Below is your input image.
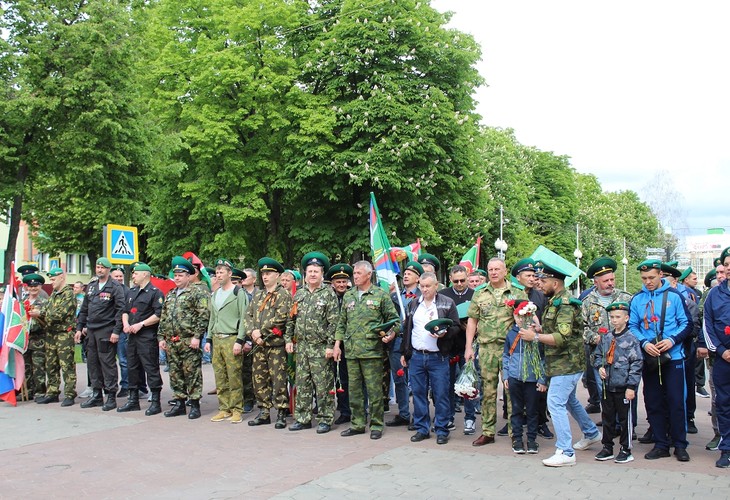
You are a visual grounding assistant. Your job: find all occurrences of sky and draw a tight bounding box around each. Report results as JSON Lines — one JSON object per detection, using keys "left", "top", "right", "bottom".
{"left": 430, "top": 0, "right": 730, "bottom": 238}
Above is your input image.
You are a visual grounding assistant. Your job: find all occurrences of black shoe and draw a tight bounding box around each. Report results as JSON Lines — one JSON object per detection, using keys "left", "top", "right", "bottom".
{"left": 527, "top": 440, "right": 539, "bottom": 454}
{"left": 407, "top": 422, "right": 416, "bottom": 431}
{"left": 36, "top": 394, "right": 59, "bottom": 404}
{"left": 674, "top": 448, "right": 690, "bottom": 462}
{"left": 117, "top": 392, "right": 141, "bottom": 412}
{"left": 687, "top": 419, "right": 698, "bottom": 434}
{"left": 164, "top": 399, "right": 187, "bottom": 417}
{"left": 696, "top": 386, "right": 710, "bottom": 398}
{"left": 289, "top": 421, "right": 312, "bottom": 431}
{"left": 334, "top": 414, "right": 351, "bottom": 425}
{"left": 537, "top": 423, "right": 554, "bottom": 439}
{"left": 615, "top": 448, "right": 634, "bottom": 463}
{"left": 275, "top": 409, "right": 287, "bottom": 429}
{"left": 638, "top": 429, "right": 655, "bottom": 444}
{"left": 146, "top": 391, "right": 161, "bottom": 416}
{"left": 81, "top": 390, "right": 104, "bottom": 408}
{"left": 243, "top": 402, "right": 254, "bottom": 413}
{"left": 644, "top": 447, "right": 670, "bottom": 460}
{"left": 512, "top": 438, "right": 525, "bottom": 454}
{"left": 411, "top": 432, "right": 430, "bottom": 442}
{"left": 497, "top": 424, "right": 509, "bottom": 436}
{"left": 370, "top": 430, "right": 382, "bottom": 440}
{"left": 716, "top": 451, "right": 730, "bottom": 468}
{"left": 340, "top": 428, "right": 366, "bottom": 437}
{"left": 117, "top": 388, "right": 129, "bottom": 398}
{"left": 436, "top": 435, "right": 449, "bottom": 445}
{"left": 60, "top": 397, "right": 75, "bottom": 407}
{"left": 316, "top": 423, "right": 331, "bottom": 434}
{"left": 385, "top": 415, "right": 410, "bottom": 427}
{"left": 188, "top": 400, "right": 201, "bottom": 419}
{"left": 168, "top": 399, "right": 177, "bottom": 406}
{"left": 595, "top": 447, "right": 615, "bottom": 461}
{"left": 248, "top": 410, "right": 271, "bottom": 426}
{"left": 102, "top": 394, "right": 117, "bottom": 411}
{"left": 584, "top": 403, "right": 601, "bottom": 414}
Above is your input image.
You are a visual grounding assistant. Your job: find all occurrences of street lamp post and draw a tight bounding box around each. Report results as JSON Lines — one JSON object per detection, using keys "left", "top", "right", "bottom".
{"left": 495, "top": 205, "right": 508, "bottom": 259}
{"left": 622, "top": 237, "right": 628, "bottom": 292}
{"left": 574, "top": 224, "right": 582, "bottom": 294}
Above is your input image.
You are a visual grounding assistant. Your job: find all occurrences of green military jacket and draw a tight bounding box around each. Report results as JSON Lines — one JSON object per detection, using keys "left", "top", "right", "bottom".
{"left": 335, "top": 284, "right": 400, "bottom": 359}
{"left": 39, "top": 285, "right": 77, "bottom": 334}
{"left": 467, "top": 280, "right": 527, "bottom": 345}
{"left": 543, "top": 288, "right": 584, "bottom": 377}
{"left": 208, "top": 285, "right": 249, "bottom": 342}
{"left": 245, "top": 284, "right": 292, "bottom": 347}
{"left": 582, "top": 288, "right": 632, "bottom": 345}
{"left": 26, "top": 295, "right": 48, "bottom": 336}
{"left": 286, "top": 284, "right": 339, "bottom": 349}
{"left": 158, "top": 285, "right": 211, "bottom": 341}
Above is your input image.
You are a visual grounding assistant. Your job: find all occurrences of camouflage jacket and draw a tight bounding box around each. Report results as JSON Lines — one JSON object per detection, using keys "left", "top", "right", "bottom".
{"left": 26, "top": 295, "right": 47, "bottom": 335}
{"left": 286, "top": 284, "right": 339, "bottom": 349}
{"left": 593, "top": 328, "right": 643, "bottom": 392}
{"left": 245, "top": 284, "right": 292, "bottom": 347}
{"left": 467, "top": 281, "right": 527, "bottom": 345}
{"left": 40, "top": 285, "right": 77, "bottom": 334}
{"left": 335, "top": 285, "right": 400, "bottom": 359}
{"left": 158, "top": 285, "right": 211, "bottom": 341}
{"left": 542, "top": 288, "right": 584, "bottom": 377}
{"left": 582, "top": 288, "right": 632, "bottom": 345}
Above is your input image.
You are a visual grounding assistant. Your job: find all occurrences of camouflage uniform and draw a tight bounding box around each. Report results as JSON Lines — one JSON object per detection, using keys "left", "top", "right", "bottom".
{"left": 542, "top": 289, "right": 585, "bottom": 376}
{"left": 245, "top": 284, "right": 292, "bottom": 414}
{"left": 467, "top": 282, "right": 527, "bottom": 436}
{"left": 335, "top": 285, "right": 400, "bottom": 432}
{"left": 24, "top": 295, "right": 48, "bottom": 397}
{"left": 286, "top": 285, "right": 339, "bottom": 425}
{"left": 39, "top": 285, "right": 78, "bottom": 399}
{"left": 158, "top": 285, "right": 210, "bottom": 401}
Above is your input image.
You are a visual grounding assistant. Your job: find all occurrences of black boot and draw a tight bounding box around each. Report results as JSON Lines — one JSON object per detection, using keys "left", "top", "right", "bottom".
{"left": 247, "top": 409, "right": 271, "bottom": 426}
{"left": 80, "top": 389, "right": 103, "bottom": 408}
{"left": 188, "top": 399, "right": 201, "bottom": 420}
{"left": 275, "top": 409, "right": 287, "bottom": 429}
{"left": 117, "top": 390, "right": 140, "bottom": 412}
{"left": 145, "top": 390, "right": 161, "bottom": 416}
{"left": 102, "top": 392, "right": 117, "bottom": 411}
{"left": 165, "top": 399, "right": 186, "bottom": 417}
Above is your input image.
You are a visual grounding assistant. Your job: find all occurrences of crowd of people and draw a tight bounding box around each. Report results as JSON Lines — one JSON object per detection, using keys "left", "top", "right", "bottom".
{"left": 14, "top": 245, "right": 730, "bottom": 468}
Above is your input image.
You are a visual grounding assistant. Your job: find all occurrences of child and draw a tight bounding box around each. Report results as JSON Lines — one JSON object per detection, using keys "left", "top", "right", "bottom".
{"left": 503, "top": 302, "right": 546, "bottom": 454}
{"left": 593, "top": 302, "right": 643, "bottom": 463}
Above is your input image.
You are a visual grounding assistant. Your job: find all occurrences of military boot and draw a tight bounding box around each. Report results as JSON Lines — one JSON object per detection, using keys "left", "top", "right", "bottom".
{"left": 188, "top": 399, "right": 201, "bottom": 420}
{"left": 102, "top": 392, "right": 117, "bottom": 411}
{"left": 275, "top": 409, "right": 287, "bottom": 429}
{"left": 80, "top": 389, "right": 103, "bottom": 408}
{"left": 165, "top": 399, "right": 186, "bottom": 417}
{"left": 117, "top": 390, "right": 140, "bottom": 412}
{"left": 247, "top": 409, "right": 271, "bottom": 426}
{"left": 145, "top": 390, "right": 162, "bottom": 416}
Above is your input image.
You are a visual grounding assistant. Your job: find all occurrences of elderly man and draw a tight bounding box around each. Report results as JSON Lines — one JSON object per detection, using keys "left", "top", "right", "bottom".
{"left": 327, "top": 263, "right": 354, "bottom": 425}
{"left": 334, "top": 261, "right": 400, "bottom": 440}
{"left": 465, "top": 257, "right": 527, "bottom": 446}
{"left": 23, "top": 273, "right": 48, "bottom": 400}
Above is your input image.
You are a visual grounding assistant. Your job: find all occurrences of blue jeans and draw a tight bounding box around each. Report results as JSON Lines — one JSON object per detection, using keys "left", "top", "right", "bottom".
{"left": 118, "top": 332, "right": 129, "bottom": 389}
{"left": 548, "top": 371, "right": 600, "bottom": 455}
{"left": 410, "top": 350, "right": 451, "bottom": 437}
{"left": 388, "top": 337, "right": 410, "bottom": 419}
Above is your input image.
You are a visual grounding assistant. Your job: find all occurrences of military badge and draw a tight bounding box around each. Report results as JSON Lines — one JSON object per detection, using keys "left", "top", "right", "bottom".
{"left": 558, "top": 323, "right": 570, "bottom": 335}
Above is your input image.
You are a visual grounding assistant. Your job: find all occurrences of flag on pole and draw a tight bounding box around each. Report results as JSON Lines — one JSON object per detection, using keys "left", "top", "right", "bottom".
{"left": 389, "top": 240, "right": 422, "bottom": 264}
{"left": 0, "top": 262, "right": 29, "bottom": 406}
{"left": 459, "top": 236, "right": 482, "bottom": 273}
{"left": 370, "top": 193, "right": 402, "bottom": 291}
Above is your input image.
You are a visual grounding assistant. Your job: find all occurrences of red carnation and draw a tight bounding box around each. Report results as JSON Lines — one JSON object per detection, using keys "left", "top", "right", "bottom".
{"left": 130, "top": 307, "right": 138, "bottom": 314}
{"left": 272, "top": 327, "right": 283, "bottom": 337}
{"left": 725, "top": 326, "right": 730, "bottom": 336}
{"left": 337, "top": 388, "right": 345, "bottom": 393}
{"left": 328, "top": 390, "right": 336, "bottom": 395}
{"left": 396, "top": 368, "right": 405, "bottom": 377}
{"left": 504, "top": 299, "right": 516, "bottom": 307}
{"left": 23, "top": 300, "right": 31, "bottom": 321}
{"left": 650, "top": 315, "right": 659, "bottom": 323}
{"left": 598, "top": 327, "right": 608, "bottom": 334}
{"left": 450, "top": 355, "right": 460, "bottom": 365}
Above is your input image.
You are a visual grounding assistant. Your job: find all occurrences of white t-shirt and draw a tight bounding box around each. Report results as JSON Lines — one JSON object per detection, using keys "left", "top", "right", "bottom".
{"left": 411, "top": 298, "right": 439, "bottom": 352}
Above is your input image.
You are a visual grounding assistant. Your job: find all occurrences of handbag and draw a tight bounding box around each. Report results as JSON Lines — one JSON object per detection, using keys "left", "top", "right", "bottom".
{"left": 643, "top": 290, "right": 672, "bottom": 372}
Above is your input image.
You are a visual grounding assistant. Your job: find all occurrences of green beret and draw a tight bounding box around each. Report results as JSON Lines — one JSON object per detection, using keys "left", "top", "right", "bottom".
{"left": 418, "top": 253, "right": 441, "bottom": 272}
{"left": 403, "top": 260, "right": 424, "bottom": 276}
{"left": 665, "top": 260, "right": 679, "bottom": 268}
{"left": 371, "top": 319, "right": 398, "bottom": 337}
{"left": 476, "top": 268, "right": 487, "bottom": 278}
{"left": 325, "top": 263, "right": 353, "bottom": 281}
{"left": 534, "top": 260, "right": 568, "bottom": 280}
{"left": 715, "top": 257, "right": 723, "bottom": 268}
{"left": 424, "top": 318, "right": 453, "bottom": 336}
{"left": 22, "top": 273, "right": 45, "bottom": 286}
{"left": 301, "top": 252, "right": 330, "bottom": 273}
{"left": 606, "top": 302, "right": 630, "bottom": 312}
{"left": 660, "top": 263, "right": 681, "bottom": 278}
{"left": 231, "top": 268, "right": 247, "bottom": 281}
{"left": 48, "top": 267, "right": 64, "bottom": 277}
{"left": 96, "top": 257, "right": 112, "bottom": 269}
{"left": 586, "top": 257, "right": 617, "bottom": 279}
{"left": 171, "top": 256, "right": 195, "bottom": 274}
{"left": 110, "top": 265, "right": 125, "bottom": 273}
{"left": 17, "top": 264, "right": 39, "bottom": 276}
{"left": 720, "top": 247, "right": 730, "bottom": 266}
{"left": 258, "top": 257, "right": 284, "bottom": 274}
{"left": 636, "top": 259, "right": 662, "bottom": 272}
{"left": 510, "top": 258, "right": 535, "bottom": 277}
{"left": 679, "top": 267, "right": 693, "bottom": 282}
{"left": 705, "top": 269, "right": 717, "bottom": 288}
{"left": 132, "top": 262, "right": 152, "bottom": 273}
{"left": 215, "top": 258, "right": 234, "bottom": 269}
{"left": 291, "top": 270, "right": 302, "bottom": 281}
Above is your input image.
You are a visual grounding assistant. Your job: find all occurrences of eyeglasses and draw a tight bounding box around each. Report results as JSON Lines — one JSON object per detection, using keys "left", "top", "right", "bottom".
{"left": 451, "top": 279, "right": 466, "bottom": 284}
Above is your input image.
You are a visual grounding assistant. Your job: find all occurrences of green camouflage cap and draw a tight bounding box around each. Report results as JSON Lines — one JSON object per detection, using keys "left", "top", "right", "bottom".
{"left": 22, "top": 273, "right": 45, "bottom": 286}
{"left": 325, "top": 263, "right": 353, "bottom": 282}
{"left": 171, "top": 256, "right": 195, "bottom": 274}
{"left": 301, "top": 252, "right": 330, "bottom": 273}
{"left": 403, "top": 260, "right": 424, "bottom": 277}
{"left": 258, "top": 257, "right": 284, "bottom": 273}
{"left": 586, "top": 257, "right": 617, "bottom": 279}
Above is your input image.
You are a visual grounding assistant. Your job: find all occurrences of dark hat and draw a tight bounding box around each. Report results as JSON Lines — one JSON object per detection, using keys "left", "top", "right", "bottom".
{"left": 665, "top": 260, "right": 679, "bottom": 268}
{"left": 606, "top": 302, "right": 630, "bottom": 312}
{"left": 534, "top": 260, "right": 568, "bottom": 281}
{"left": 22, "top": 273, "right": 45, "bottom": 286}
{"left": 679, "top": 267, "right": 693, "bottom": 282}
{"left": 705, "top": 269, "right": 717, "bottom": 288}
{"left": 586, "top": 257, "right": 617, "bottom": 279}
{"left": 231, "top": 268, "right": 247, "bottom": 281}
{"left": 48, "top": 267, "right": 64, "bottom": 277}
{"left": 720, "top": 247, "right": 730, "bottom": 266}
{"left": 476, "top": 268, "right": 487, "bottom": 278}
{"left": 203, "top": 266, "right": 216, "bottom": 275}
{"left": 171, "top": 256, "right": 195, "bottom": 274}
{"left": 17, "top": 264, "right": 39, "bottom": 276}
{"left": 215, "top": 258, "right": 234, "bottom": 270}
{"left": 715, "top": 257, "right": 723, "bottom": 268}
{"left": 325, "top": 263, "right": 353, "bottom": 281}
{"left": 424, "top": 318, "right": 453, "bottom": 337}
{"left": 371, "top": 319, "right": 398, "bottom": 337}
{"left": 301, "top": 252, "right": 330, "bottom": 273}
{"left": 110, "top": 265, "right": 125, "bottom": 273}
{"left": 660, "top": 263, "right": 681, "bottom": 278}
{"left": 510, "top": 258, "right": 535, "bottom": 277}
{"left": 418, "top": 253, "right": 441, "bottom": 272}
{"left": 258, "top": 257, "right": 284, "bottom": 273}
{"left": 637, "top": 259, "right": 662, "bottom": 272}
{"left": 403, "top": 260, "right": 424, "bottom": 277}
{"left": 96, "top": 257, "right": 112, "bottom": 269}
{"left": 133, "top": 262, "right": 152, "bottom": 273}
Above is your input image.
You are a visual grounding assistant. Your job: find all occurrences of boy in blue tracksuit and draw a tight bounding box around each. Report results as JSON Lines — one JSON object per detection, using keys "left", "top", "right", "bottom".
{"left": 629, "top": 260, "right": 692, "bottom": 462}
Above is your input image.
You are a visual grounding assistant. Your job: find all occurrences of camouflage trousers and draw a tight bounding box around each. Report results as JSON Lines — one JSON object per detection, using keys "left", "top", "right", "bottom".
{"left": 211, "top": 335, "right": 243, "bottom": 412}
{"left": 478, "top": 342, "right": 511, "bottom": 437}
{"left": 252, "top": 345, "right": 289, "bottom": 413}
{"left": 294, "top": 344, "right": 334, "bottom": 425}
{"left": 46, "top": 331, "right": 77, "bottom": 398}
{"left": 348, "top": 357, "right": 385, "bottom": 432}
{"left": 241, "top": 349, "right": 254, "bottom": 406}
{"left": 24, "top": 335, "right": 46, "bottom": 397}
{"left": 167, "top": 338, "right": 203, "bottom": 400}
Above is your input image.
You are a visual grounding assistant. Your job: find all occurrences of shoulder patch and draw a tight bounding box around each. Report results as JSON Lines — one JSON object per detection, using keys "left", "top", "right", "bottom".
{"left": 558, "top": 323, "right": 570, "bottom": 335}
{"left": 552, "top": 298, "right": 562, "bottom": 307}
{"left": 569, "top": 298, "right": 582, "bottom": 306}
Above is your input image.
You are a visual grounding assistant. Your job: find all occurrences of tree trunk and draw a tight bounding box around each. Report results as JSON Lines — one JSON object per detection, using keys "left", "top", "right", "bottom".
{"left": 3, "top": 162, "right": 29, "bottom": 284}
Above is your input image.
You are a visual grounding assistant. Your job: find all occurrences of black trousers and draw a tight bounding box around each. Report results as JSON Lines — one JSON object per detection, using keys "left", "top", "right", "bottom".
{"left": 509, "top": 377, "right": 540, "bottom": 441}
{"left": 87, "top": 328, "right": 118, "bottom": 393}
{"left": 601, "top": 389, "right": 632, "bottom": 450}
{"left": 127, "top": 330, "right": 162, "bottom": 391}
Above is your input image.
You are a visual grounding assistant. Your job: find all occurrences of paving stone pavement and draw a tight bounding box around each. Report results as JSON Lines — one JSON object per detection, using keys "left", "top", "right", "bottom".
{"left": 0, "top": 363, "right": 726, "bottom": 499}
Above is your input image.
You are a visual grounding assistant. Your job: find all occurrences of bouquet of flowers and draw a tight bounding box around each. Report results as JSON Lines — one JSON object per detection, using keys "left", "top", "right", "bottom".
{"left": 454, "top": 360, "right": 479, "bottom": 400}
{"left": 514, "top": 301, "right": 543, "bottom": 381}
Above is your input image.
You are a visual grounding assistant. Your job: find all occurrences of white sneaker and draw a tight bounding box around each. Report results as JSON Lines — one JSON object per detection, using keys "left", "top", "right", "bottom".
{"left": 542, "top": 449, "right": 576, "bottom": 467}
{"left": 573, "top": 432, "right": 602, "bottom": 450}
{"left": 464, "top": 419, "right": 476, "bottom": 435}
{"left": 79, "top": 387, "right": 93, "bottom": 398}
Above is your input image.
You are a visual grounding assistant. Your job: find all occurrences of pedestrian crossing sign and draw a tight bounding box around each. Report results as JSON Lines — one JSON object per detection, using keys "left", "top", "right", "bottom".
{"left": 104, "top": 224, "right": 139, "bottom": 265}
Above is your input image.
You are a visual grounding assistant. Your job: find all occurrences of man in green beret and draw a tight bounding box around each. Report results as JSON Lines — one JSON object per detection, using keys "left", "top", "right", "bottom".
{"left": 22, "top": 273, "right": 48, "bottom": 400}
{"left": 418, "top": 253, "right": 445, "bottom": 290}
{"left": 326, "top": 263, "right": 354, "bottom": 424}
{"left": 334, "top": 261, "right": 400, "bottom": 439}
{"left": 246, "top": 257, "right": 293, "bottom": 429}
{"left": 33, "top": 268, "right": 78, "bottom": 406}
{"left": 157, "top": 256, "right": 211, "bottom": 419}
{"left": 286, "top": 252, "right": 339, "bottom": 433}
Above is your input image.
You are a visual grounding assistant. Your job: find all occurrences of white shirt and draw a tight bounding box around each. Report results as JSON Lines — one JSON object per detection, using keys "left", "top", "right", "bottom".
{"left": 411, "top": 298, "right": 439, "bottom": 352}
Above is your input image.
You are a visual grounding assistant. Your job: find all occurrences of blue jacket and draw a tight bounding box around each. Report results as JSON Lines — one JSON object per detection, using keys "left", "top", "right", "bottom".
{"left": 628, "top": 279, "right": 691, "bottom": 360}
{"left": 502, "top": 324, "right": 546, "bottom": 385}
{"left": 703, "top": 280, "right": 730, "bottom": 358}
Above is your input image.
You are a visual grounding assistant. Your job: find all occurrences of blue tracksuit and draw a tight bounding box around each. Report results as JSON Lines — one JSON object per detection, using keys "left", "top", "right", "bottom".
{"left": 703, "top": 280, "right": 730, "bottom": 451}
